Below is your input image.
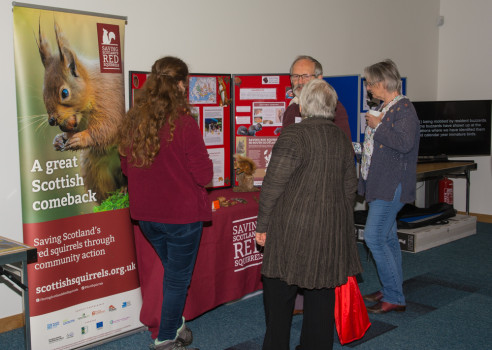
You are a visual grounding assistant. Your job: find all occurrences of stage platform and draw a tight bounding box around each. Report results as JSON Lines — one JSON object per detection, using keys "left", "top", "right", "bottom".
{"left": 355, "top": 214, "right": 477, "bottom": 253}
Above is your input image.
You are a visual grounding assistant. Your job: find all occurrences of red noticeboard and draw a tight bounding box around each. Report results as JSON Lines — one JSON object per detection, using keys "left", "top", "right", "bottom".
{"left": 232, "top": 74, "right": 292, "bottom": 185}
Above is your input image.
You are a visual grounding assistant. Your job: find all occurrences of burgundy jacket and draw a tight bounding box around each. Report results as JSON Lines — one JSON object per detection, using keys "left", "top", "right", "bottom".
{"left": 282, "top": 101, "right": 352, "bottom": 140}
{"left": 121, "top": 114, "right": 213, "bottom": 224}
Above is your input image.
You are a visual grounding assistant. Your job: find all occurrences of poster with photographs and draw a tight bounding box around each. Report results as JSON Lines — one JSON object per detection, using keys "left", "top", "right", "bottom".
{"left": 232, "top": 74, "right": 292, "bottom": 186}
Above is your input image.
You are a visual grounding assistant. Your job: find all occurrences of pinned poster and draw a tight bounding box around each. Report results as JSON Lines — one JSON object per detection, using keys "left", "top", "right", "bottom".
{"left": 232, "top": 74, "right": 292, "bottom": 186}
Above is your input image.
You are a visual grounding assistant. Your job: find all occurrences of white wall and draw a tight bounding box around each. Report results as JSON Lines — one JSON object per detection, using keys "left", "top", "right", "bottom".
{"left": 437, "top": 0, "right": 492, "bottom": 216}
{"left": 0, "top": 0, "right": 456, "bottom": 320}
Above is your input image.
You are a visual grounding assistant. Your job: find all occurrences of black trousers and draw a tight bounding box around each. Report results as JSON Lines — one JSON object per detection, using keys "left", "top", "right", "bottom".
{"left": 262, "top": 276, "right": 335, "bottom": 350}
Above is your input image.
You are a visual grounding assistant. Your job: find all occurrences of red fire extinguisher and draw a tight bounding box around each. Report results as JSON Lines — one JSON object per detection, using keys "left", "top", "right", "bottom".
{"left": 439, "top": 177, "right": 454, "bottom": 204}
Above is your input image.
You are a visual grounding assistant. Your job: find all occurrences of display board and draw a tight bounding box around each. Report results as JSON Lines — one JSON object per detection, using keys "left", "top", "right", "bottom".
{"left": 129, "top": 71, "right": 233, "bottom": 189}
{"left": 232, "top": 74, "right": 292, "bottom": 186}
{"left": 233, "top": 74, "right": 363, "bottom": 186}
{"left": 324, "top": 75, "right": 360, "bottom": 142}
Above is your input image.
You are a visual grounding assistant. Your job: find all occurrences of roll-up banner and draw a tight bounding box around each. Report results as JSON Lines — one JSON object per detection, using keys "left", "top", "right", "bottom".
{"left": 13, "top": 4, "right": 143, "bottom": 349}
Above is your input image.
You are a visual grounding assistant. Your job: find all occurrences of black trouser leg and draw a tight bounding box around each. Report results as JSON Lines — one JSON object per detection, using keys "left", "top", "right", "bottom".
{"left": 299, "top": 287, "right": 335, "bottom": 350}
{"left": 262, "top": 276, "right": 298, "bottom": 350}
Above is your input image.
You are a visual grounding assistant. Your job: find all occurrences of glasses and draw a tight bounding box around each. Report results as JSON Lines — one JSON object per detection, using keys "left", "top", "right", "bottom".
{"left": 290, "top": 74, "right": 316, "bottom": 82}
{"left": 364, "top": 80, "right": 380, "bottom": 87}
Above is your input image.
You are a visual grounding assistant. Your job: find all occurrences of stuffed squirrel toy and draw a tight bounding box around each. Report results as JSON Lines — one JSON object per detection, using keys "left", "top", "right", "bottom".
{"left": 233, "top": 154, "right": 260, "bottom": 192}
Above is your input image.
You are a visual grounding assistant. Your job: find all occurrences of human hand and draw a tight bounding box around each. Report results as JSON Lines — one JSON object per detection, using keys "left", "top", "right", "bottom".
{"left": 365, "top": 111, "right": 383, "bottom": 129}
{"left": 255, "top": 232, "right": 266, "bottom": 247}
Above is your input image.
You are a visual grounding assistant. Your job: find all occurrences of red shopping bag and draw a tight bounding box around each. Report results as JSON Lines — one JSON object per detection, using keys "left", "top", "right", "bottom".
{"left": 334, "top": 276, "right": 371, "bottom": 345}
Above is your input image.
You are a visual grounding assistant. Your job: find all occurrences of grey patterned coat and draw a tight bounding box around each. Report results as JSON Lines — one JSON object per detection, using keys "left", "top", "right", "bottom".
{"left": 256, "top": 117, "right": 362, "bottom": 289}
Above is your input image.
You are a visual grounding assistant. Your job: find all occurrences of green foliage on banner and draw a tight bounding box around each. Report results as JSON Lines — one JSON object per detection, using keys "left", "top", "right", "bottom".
{"left": 93, "top": 191, "right": 129, "bottom": 212}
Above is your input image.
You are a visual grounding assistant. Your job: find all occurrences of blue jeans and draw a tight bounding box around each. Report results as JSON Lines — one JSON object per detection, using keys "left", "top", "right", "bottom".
{"left": 364, "top": 184, "right": 405, "bottom": 305}
{"left": 139, "top": 221, "right": 203, "bottom": 341}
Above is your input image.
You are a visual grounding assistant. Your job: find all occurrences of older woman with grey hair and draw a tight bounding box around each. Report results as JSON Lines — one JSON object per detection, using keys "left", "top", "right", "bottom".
{"left": 358, "top": 59, "right": 420, "bottom": 314}
{"left": 255, "top": 79, "right": 362, "bottom": 350}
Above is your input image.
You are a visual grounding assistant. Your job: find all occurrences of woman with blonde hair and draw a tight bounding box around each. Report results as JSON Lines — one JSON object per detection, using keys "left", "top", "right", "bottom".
{"left": 119, "top": 56, "right": 212, "bottom": 350}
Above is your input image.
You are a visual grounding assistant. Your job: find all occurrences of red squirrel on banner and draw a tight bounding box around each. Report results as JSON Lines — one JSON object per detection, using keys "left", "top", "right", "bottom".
{"left": 37, "top": 22, "right": 126, "bottom": 203}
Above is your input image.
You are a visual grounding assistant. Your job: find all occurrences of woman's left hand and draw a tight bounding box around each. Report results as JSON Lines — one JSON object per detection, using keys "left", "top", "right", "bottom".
{"left": 255, "top": 232, "right": 266, "bottom": 247}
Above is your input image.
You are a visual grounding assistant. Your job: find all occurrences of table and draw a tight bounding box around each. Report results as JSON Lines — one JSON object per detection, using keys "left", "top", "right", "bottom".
{"left": 134, "top": 188, "right": 262, "bottom": 339}
{"left": 0, "top": 236, "right": 37, "bottom": 350}
{"left": 416, "top": 161, "right": 477, "bottom": 214}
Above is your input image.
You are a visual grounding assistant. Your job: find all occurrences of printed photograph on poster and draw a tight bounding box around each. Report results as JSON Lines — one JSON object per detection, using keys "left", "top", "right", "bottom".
{"left": 189, "top": 76, "right": 217, "bottom": 104}
{"left": 244, "top": 137, "right": 277, "bottom": 186}
{"left": 235, "top": 136, "right": 247, "bottom": 157}
{"left": 285, "top": 86, "right": 294, "bottom": 99}
{"left": 203, "top": 107, "right": 224, "bottom": 146}
{"left": 190, "top": 106, "right": 200, "bottom": 124}
{"left": 252, "top": 102, "right": 285, "bottom": 126}
{"left": 206, "top": 148, "right": 226, "bottom": 187}
{"left": 16, "top": 16, "right": 127, "bottom": 220}
{"left": 261, "top": 75, "right": 280, "bottom": 85}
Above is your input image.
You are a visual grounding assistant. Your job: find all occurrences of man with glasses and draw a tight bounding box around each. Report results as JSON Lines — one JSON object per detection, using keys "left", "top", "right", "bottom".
{"left": 283, "top": 55, "right": 351, "bottom": 140}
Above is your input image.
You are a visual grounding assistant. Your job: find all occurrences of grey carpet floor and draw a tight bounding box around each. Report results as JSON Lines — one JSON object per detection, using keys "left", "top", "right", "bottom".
{"left": 2, "top": 222, "right": 490, "bottom": 349}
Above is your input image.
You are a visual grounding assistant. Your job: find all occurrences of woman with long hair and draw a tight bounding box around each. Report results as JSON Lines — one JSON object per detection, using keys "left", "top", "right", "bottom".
{"left": 119, "top": 56, "right": 212, "bottom": 350}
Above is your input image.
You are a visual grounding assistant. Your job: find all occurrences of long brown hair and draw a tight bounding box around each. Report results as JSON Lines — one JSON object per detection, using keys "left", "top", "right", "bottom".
{"left": 119, "top": 56, "right": 190, "bottom": 167}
